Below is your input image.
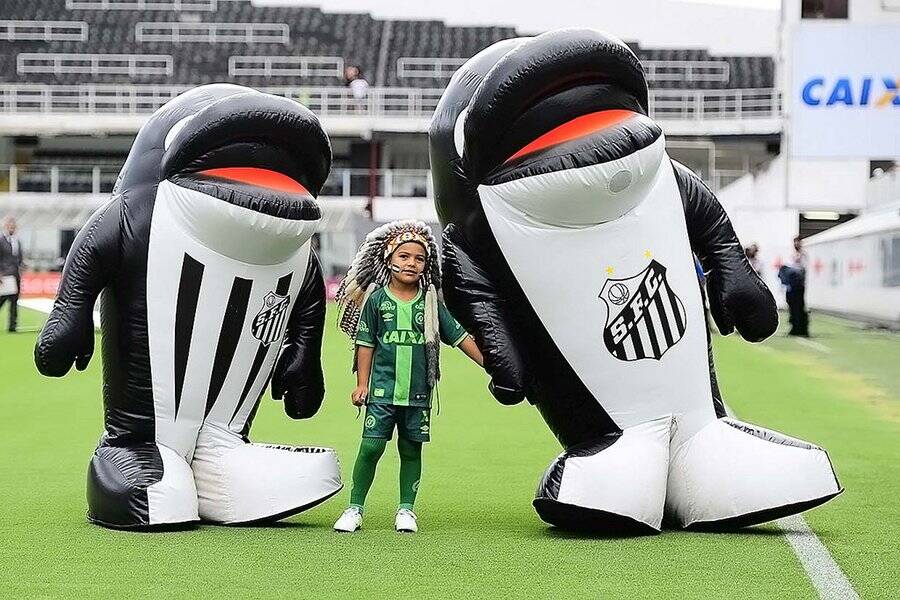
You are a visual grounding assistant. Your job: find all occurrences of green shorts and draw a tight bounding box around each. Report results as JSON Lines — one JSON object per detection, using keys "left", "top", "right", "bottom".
{"left": 362, "top": 404, "right": 431, "bottom": 443}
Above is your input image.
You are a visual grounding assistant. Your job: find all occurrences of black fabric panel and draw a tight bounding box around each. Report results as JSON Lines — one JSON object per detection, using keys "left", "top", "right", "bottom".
{"left": 161, "top": 91, "right": 331, "bottom": 195}
{"left": 440, "top": 225, "right": 528, "bottom": 405}
{"left": 170, "top": 173, "right": 321, "bottom": 221}
{"left": 205, "top": 277, "right": 253, "bottom": 418}
{"left": 535, "top": 432, "right": 622, "bottom": 501}
{"left": 699, "top": 278, "right": 728, "bottom": 418}
{"left": 272, "top": 252, "right": 327, "bottom": 419}
{"left": 429, "top": 37, "right": 528, "bottom": 227}
{"left": 464, "top": 29, "right": 648, "bottom": 181}
{"left": 487, "top": 84, "right": 646, "bottom": 177}
{"left": 673, "top": 160, "right": 778, "bottom": 343}
{"left": 173, "top": 254, "right": 204, "bottom": 418}
{"left": 686, "top": 492, "right": 843, "bottom": 531}
{"left": 532, "top": 499, "right": 659, "bottom": 536}
{"left": 86, "top": 442, "right": 165, "bottom": 529}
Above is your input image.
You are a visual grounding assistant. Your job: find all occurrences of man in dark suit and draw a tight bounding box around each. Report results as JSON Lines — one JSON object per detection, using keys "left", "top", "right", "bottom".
{"left": 0, "top": 215, "right": 23, "bottom": 333}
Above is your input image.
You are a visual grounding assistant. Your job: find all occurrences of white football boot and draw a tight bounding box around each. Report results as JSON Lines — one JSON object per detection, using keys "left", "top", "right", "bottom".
{"left": 395, "top": 508, "right": 418, "bottom": 533}
{"left": 333, "top": 506, "right": 363, "bottom": 532}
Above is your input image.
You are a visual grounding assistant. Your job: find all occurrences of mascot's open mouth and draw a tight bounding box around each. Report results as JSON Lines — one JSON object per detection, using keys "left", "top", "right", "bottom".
{"left": 161, "top": 91, "right": 331, "bottom": 221}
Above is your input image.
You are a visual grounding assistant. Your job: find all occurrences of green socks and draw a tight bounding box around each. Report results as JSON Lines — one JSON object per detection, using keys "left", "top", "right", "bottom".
{"left": 398, "top": 437, "right": 423, "bottom": 510}
{"left": 348, "top": 436, "right": 423, "bottom": 511}
{"left": 349, "top": 437, "right": 387, "bottom": 510}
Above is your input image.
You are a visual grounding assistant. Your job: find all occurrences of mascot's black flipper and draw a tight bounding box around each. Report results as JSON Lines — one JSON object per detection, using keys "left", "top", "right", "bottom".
{"left": 441, "top": 224, "right": 527, "bottom": 405}
{"left": 674, "top": 161, "right": 778, "bottom": 342}
{"left": 35, "top": 200, "right": 118, "bottom": 376}
{"left": 431, "top": 29, "right": 841, "bottom": 534}
{"left": 271, "top": 250, "right": 326, "bottom": 419}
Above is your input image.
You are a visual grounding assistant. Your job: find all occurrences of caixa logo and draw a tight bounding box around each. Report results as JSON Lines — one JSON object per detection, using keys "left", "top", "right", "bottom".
{"left": 801, "top": 76, "right": 899, "bottom": 107}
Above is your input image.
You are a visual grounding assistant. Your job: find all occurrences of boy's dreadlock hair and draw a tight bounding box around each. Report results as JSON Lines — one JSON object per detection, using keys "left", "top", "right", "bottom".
{"left": 336, "top": 219, "right": 443, "bottom": 387}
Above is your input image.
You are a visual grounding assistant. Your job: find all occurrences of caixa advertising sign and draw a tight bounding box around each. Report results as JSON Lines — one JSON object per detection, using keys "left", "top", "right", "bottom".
{"left": 791, "top": 25, "right": 900, "bottom": 158}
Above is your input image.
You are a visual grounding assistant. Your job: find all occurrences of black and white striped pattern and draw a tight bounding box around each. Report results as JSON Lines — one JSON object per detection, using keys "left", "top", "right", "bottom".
{"left": 601, "top": 260, "right": 686, "bottom": 361}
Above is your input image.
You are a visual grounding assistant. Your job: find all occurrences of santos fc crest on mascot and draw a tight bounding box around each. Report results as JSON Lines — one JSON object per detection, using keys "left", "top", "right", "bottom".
{"left": 599, "top": 260, "right": 687, "bottom": 361}
{"left": 252, "top": 291, "right": 290, "bottom": 346}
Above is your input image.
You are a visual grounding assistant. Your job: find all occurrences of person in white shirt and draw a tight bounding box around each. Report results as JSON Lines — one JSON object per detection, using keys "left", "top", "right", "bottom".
{"left": 0, "top": 215, "right": 23, "bottom": 332}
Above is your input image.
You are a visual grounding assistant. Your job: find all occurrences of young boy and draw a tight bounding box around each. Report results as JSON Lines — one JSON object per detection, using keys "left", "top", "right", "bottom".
{"left": 333, "top": 220, "right": 483, "bottom": 533}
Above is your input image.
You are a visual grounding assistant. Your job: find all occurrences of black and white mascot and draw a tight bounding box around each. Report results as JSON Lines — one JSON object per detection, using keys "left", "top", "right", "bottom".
{"left": 35, "top": 84, "right": 342, "bottom": 529}
{"left": 430, "top": 30, "right": 841, "bottom": 533}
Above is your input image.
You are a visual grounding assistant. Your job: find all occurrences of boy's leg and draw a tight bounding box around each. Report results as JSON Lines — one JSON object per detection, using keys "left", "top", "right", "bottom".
{"left": 348, "top": 404, "right": 394, "bottom": 509}
{"left": 397, "top": 437, "right": 422, "bottom": 510}
{"left": 397, "top": 407, "right": 430, "bottom": 509}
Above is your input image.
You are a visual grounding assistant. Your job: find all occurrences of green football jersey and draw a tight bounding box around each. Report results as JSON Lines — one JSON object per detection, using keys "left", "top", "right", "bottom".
{"left": 356, "top": 287, "right": 468, "bottom": 407}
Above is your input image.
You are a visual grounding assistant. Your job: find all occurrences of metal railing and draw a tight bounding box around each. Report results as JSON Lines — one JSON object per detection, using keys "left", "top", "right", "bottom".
{"left": 0, "top": 20, "right": 88, "bottom": 42}
{"left": 17, "top": 53, "right": 174, "bottom": 77}
{"left": 0, "top": 164, "right": 432, "bottom": 198}
{"left": 135, "top": 22, "right": 290, "bottom": 45}
{"left": 0, "top": 84, "right": 780, "bottom": 122}
{"left": 397, "top": 57, "right": 468, "bottom": 79}
{"left": 229, "top": 55, "right": 345, "bottom": 78}
{"left": 648, "top": 88, "right": 780, "bottom": 120}
{"left": 643, "top": 60, "right": 730, "bottom": 84}
{"left": 0, "top": 163, "right": 750, "bottom": 197}
{"left": 67, "top": 0, "right": 216, "bottom": 9}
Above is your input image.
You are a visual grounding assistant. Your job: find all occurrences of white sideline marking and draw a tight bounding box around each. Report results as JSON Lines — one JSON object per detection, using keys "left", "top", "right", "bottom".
{"left": 724, "top": 403, "right": 856, "bottom": 599}
{"left": 795, "top": 338, "right": 832, "bottom": 354}
{"left": 19, "top": 297, "right": 101, "bottom": 329}
{"left": 776, "top": 514, "right": 859, "bottom": 600}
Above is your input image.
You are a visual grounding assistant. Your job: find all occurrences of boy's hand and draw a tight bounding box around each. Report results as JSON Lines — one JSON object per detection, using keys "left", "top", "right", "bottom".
{"left": 351, "top": 385, "right": 368, "bottom": 406}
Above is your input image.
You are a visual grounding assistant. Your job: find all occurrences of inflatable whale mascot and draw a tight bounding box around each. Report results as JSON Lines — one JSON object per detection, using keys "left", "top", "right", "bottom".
{"left": 35, "top": 84, "right": 342, "bottom": 529}
{"left": 430, "top": 30, "right": 841, "bottom": 533}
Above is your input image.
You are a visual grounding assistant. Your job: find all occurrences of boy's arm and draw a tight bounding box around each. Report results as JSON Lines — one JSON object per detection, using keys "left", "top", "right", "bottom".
{"left": 352, "top": 345, "right": 374, "bottom": 406}
{"left": 271, "top": 251, "right": 326, "bottom": 419}
{"left": 457, "top": 335, "right": 484, "bottom": 367}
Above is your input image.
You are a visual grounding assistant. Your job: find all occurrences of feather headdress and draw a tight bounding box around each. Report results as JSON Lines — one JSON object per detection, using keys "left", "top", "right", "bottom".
{"left": 335, "top": 220, "right": 442, "bottom": 387}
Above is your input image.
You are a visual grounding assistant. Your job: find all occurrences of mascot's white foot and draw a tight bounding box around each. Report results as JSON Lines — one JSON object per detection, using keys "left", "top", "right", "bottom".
{"left": 666, "top": 418, "right": 842, "bottom": 529}
{"left": 87, "top": 442, "right": 199, "bottom": 529}
{"left": 191, "top": 424, "right": 342, "bottom": 524}
{"left": 533, "top": 417, "right": 671, "bottom": 534}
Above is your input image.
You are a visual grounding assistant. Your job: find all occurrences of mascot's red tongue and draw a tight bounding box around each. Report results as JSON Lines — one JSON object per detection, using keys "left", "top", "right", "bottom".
{"left": 199, "top": 167, "right": 310, "bottom": 195}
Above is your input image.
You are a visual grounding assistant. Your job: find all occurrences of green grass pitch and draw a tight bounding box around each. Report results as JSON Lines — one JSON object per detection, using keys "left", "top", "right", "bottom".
{"left": 0, "top": 306, "right": 896, "bottom": 598}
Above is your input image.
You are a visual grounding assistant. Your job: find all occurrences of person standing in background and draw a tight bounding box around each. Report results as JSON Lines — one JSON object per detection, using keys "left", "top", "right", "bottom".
{"left": 745, "top": 243, "right": 762, "bottom": 275}
{"left": 0, "top": 215, "right": 23, "bottom": 333}
{"left": 779, "top": 235, "right": 809, "bottom": 337}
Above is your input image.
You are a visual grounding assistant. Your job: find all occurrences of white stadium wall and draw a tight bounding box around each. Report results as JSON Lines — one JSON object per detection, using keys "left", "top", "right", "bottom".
{"left": 804, "top": 204, "right": 900, "bottom": 325}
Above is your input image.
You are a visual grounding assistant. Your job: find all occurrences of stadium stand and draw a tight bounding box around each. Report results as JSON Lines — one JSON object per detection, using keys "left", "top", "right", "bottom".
{"left": 0, "top": 0, "right": 774, "bottom": 89}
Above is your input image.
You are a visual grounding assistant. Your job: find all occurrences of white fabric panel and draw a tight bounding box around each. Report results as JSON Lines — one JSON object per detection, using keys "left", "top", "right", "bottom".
{"left": 557, "top": 417, "right": 671, "bottom": 531}
{"left": 486, "top": 136, "right": 665, "bottom": 227}
{"left": 666, "top": 418, "right": 841, "bottom": 528}
{"left": 147, "top": 181, "right": 315, "bottom": 459}
{"left": 191, "top": 423, "right": 342, "bottom": 524}
{"left": 146, "top": 443, "right": 199, "bottom": 526}
{"left": 205, "top": 258, "right": 309, "bottom": 433}
{"left": 159, "top": 179, "right": 318, "bottom": 265}
{"left": 480, "top": 150, "right": 714, "bottom": 442}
